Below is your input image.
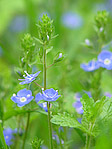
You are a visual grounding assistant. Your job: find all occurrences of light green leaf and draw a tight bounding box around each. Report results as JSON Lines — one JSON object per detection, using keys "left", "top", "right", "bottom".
{"left": 51, "top": 113, "right": 94, "bottom": 136}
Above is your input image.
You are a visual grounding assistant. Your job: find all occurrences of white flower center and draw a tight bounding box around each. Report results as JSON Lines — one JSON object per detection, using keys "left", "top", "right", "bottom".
{"left": 20, "top": 97, "right": 27, "bottom": 102}
{"left": 27, "top": 94, "right": 30, "bottom": 98}
{"left": 5, "top": 136, "right": 9, "bottom": 139}
{"left": 104, "top": 58, "right": 111, "bottom": 65}
{"left": 43, "top": 103, "right": 46, "bottom": 108}
{"left": 13, "top": 93, "right": 16, "bottom": 97}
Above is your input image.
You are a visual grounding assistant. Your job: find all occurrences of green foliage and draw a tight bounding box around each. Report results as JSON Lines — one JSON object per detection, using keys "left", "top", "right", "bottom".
{"left": 53, "top": 52, "right": 65, "bottom": 64}
{"left": 21, "top": 33, "right": 35, "bottom": 52}
{"left": 51, "top": 113, "right": 93, "bottom": 136}
{"left": 31, "top": 137, "right": 44, "bottom": 149}
{"left": 20, "top": 33, "right": 36, "bottom": 72}
{"left": 37, "top": 14, "right": 54, "bottom": 45}
{"left": 95, "top": 10, "right": 109, "bottom": 29}
{"left": 80, "top": 94, "right": 94, "bottom": 122}
{"left": 94, "top": 10, "right": 109, "bottom": 42}
{"left": 0, "top": 124, "right": 7, "bottom": 149}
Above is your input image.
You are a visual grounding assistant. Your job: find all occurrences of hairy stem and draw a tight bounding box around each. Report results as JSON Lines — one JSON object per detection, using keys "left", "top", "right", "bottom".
{"left": 22, "top": 112, "right": 30, "bottom": 149}
{"left": 33, "top": 81, "right": 43, "bottom": 88}
{"left": 43, "top": 45, "right": 53, "bottom": 149}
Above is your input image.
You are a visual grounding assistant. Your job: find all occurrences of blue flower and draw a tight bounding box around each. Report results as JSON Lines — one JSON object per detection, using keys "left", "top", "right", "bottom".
{"left": 10, "top": 16, "right": 28, "bottom": 32}
{"left": 19, "top": 71, "right": 41, "bottom": 85}
{"left": 77, "top": 118, "right": 82, "bottom": 124}
{"left": 35, "top": 93, "right": 48, "bottom": 112}
{"left": 83, "top": 91, "right": 92, "bottom": 98}
{"left": 36, "top": 88, "right": 61, "bottom": 102}
{"left": 81, "top": 60, "right": 100, "bottom": 71}
{"left": 104, "top": 92, "right": 112, "bottom": 98}
{"left": 61, "top": 12, "right": 83, "bottom": 29}
{"left": 73, "top": 99, "right": 83, "bottom": 114}
{"left": 11, "top": 88, "right": 34, "bottom": 107}
{"left": 3, "top": 128, "right": 16, "bottom": 146}
{"left": 98, "top": 50, "right": 112, "bottom": 70}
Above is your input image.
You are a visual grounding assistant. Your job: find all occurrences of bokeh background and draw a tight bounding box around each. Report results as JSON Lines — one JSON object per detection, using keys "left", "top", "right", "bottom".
{"left": 1, "top": 0, "right": 112, "bottom": 148}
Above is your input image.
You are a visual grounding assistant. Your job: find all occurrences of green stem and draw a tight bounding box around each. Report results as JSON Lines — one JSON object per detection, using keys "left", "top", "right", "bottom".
{"left": 22, "top": 112, "right": 30, "bottom": 149}
{"left": 85, "top": 123, "right": 92, "bottom": 149}
{"left": 43, "top": 45, "right": 53, "bottom": 149}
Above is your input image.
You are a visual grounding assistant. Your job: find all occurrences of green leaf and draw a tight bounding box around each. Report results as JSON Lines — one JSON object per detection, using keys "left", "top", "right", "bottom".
{"left": 0, "top": 123, "right": 7, "bottom": 149}
{"left": 33, "top": 37, "right": 43, "bottom": 45}
{"left": 53, "top": 52, "right": 65, "bottom": 64}
{"left": 4, "top": 109, "right": 48, "bottom": 121}
{"left": 51, "top": 113, "right": 94, "bottom": 136}
{"left": 46, "top": 46, "right": 53, "bottom": 54}
{"left": 80, "top": 94, "right": 94, "bottom": 121}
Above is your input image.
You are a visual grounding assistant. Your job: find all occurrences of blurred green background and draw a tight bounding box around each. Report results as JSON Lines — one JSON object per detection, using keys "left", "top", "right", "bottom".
{"left": 1, "top": 0, "right": 112, "bottom": 148}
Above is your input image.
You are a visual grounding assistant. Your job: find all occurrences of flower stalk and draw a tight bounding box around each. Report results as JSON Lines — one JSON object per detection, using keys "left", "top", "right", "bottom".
{"left": 22, "top": 112, "right": 30, "bottom": 149}
{"left": 43, "top": 45, "right": 53, "bottom": 149}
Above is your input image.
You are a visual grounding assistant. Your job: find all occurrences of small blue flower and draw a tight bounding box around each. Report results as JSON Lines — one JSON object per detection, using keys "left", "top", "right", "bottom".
{"left": 77, "top": 118, "right": 82, "bottom": 124}
{"left": 11, "top": 88, "right": 34, "bottom": 107}
{"left": 81, "top": 60, "right": 100, "bottom": 71}
{"left": 98, "top": 50, "right": 112, "bottom": 70}
{"left": 104, "top": 92, "right": 112, "bottom": 98}
{"left": 19, "top": 71, "right": 41, "bottom": 85}
{"left": 3, "top": 128, "right": 16, "bottom": 146}
{"left": 61, "top": 12, "right": 83, "bottom": 29}
{"left": 73, "top": 100, "right": 84, "bottom": 114}
{"left": 35, "top": 93, "right": 48, "bottom": 112}
{"left": 36, "top": 88, "right": 61, "bottom": 102}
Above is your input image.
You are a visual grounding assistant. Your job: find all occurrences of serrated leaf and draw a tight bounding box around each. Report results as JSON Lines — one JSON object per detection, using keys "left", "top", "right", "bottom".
{"left": 80, "top": 94, "right": 94, "bottom": 121}
{"left": 51, "top": 113, "right": 94, "bottom": 136}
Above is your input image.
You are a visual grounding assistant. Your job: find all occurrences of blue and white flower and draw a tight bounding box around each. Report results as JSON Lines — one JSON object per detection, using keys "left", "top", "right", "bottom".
{"left": 3, "top": 128, "right": 16, "bottom": 146}
{"left": 19, "top": 71, "right": 41, "bottom": 85}
{"left": 81, "top": 60, "right": 100, "bottom": 71}
{"left": 35, "top": 93, "right": 48, "bottom": 112}
{"left": 11, "top": 88, "right": 34, "bottom": 107}
{"left": 98, "top": 50, "right": 112, "bottom": 70}
{"left": 35, "top": 88, "right": 61, "bottom": 102}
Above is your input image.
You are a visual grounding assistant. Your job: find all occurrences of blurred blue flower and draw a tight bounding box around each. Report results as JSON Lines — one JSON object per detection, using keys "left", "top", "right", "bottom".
{"left": 11, "top": 88, "right": 34, "bottom": 107}
{"left": 83, "top": 90, "right": 92, "bottom": 98}
{"left": 98, "top": 50, "right": 112, "bottom": 70}
{"left": 52, "top": 132, "right": 64, "bottom": 145}
{"left": 77, "top": 118, "right": 82, "bottom": 124}
{"left": 10, "top": 16, "right": 28, "bottom": 32}
{"left": 104, "top": 92, "right": 112, "bottom": 98}
{"left": 3, "top": 128, "right": 16, "bottom": 146}
{"left": 74, "top": 93, "right": 82, "bottom": 101}
{"left": 61, "top": 12, "right": 83, "bottom": 29}
{"left": 36, "top": 88, "right": 61, "bottom": 102}
{"left": 73, "top": 99, "right": 83, "bottom": 114}
{"left": 35, "top": 93, "right": 48, "bottom": 112}
{"left": 19, "top": 71, "right": 41, "bottom": 85}
{"left": 81, "top": 60, "right": 100, "bottom": 71}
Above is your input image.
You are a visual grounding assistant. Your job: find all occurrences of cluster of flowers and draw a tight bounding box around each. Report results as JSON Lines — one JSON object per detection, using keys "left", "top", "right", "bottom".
{"left": 11, "top": 71, "right": 61, "bottom": 110}
{"left": 4, "top": 71, "right": 61, "bottom": 146}
{"left": 81, "top": 50, "right": 112, "bottom": 71}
